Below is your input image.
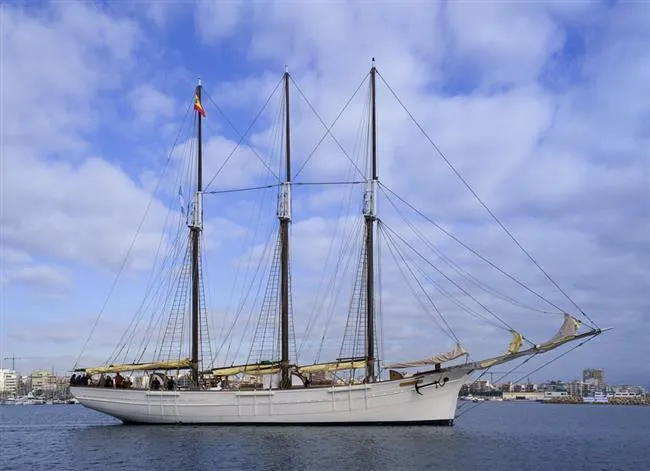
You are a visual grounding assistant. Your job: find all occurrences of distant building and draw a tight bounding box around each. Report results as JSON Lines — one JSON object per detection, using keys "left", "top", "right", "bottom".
{"left": 583, "top": 369, "right": 605, "bottom": 391}
{"left": 544, "top": 390, "right": 569, "bottom": 399}
{"left": 608, "top": 385, "right": 646, "bottom": 398}
{"left": 539, "top": 381, "right": 567, "bottom": 393}
{"left": 19, "top": 375, "right": 31, "bottom": 395}
{"left": 468, "top": 380, "right": 493, "bottom": 394}
{"left": 566, "top": 380, "right": 588, "bottom": 397}
{"left": 0, "top": 369, "right": 17, "bottom": 394}
{"left": 31, "top": 370, "right": 57, "bottom": 392}
{"left": 503, "top": 391, "right": 543, "bottom": 401}
{"left": 510, "top": 382, "right": 537, "bottom": 393}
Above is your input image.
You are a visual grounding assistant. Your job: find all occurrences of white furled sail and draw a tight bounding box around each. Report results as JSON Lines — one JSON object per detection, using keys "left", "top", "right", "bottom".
{"left": 211, "top": 363, "right": 281, "bottom": 377}
{"left": 537, "top": 313, "right": 582, "bottom": 351}
{"left": 77, "top": 359, "right": 191, "bottom": 375}
{"left": 297, "top": 359, "right": 367, "bottom": 374}
{"left": 473, "top": 314, "right": 595, "bottom": 370}
{"left": 384, "top": 343, "right": 468, "bottom": 369}
{"left": 507, "top": 330, "right": 524, "bottom": 354}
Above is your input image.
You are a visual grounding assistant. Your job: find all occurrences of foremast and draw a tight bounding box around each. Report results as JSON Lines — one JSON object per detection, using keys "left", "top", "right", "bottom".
{"left": 363, "top": 59, "right": 378, "bottom": 382}
{"left": 190, "top": 79, "right": 205, "bottom": 388}
{"left": 278, "top": 66, "right": 292, "bottom": 389}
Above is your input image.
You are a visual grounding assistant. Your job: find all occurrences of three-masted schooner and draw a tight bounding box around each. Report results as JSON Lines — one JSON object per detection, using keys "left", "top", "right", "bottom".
{"left": 71, "top": 61, "right": 602, "bottom": 425}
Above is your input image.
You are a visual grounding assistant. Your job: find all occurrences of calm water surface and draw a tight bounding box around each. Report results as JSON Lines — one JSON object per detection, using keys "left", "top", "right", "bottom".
{"left": 0, "top": 402, "right": 648, "bottom": 470}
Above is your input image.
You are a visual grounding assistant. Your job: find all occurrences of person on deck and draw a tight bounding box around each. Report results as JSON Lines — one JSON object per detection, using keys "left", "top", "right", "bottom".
{"left": 166, "top": 377, "right": 175, "bottom": 391}
{"left": 98, "top": 374, "right": 106, "bottom": 387}
{"left": 151, "top": 376, "right": 161, "bottom": 390}
{"left": 115, "top": 372, "right": 124, "bottom": 388}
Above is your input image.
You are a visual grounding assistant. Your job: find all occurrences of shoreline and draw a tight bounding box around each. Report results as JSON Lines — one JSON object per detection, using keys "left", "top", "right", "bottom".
{"left": 542, "top": 397, "right": 649, "bottom": 406}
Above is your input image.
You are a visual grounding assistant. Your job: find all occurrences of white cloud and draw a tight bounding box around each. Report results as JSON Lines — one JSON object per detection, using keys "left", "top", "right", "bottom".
{"left": 0, "top": 2, "right": 176, "bottom": 274}
{"left": 442, "top": 3, "right": 564, "bottom": 87}
{"left": 0, "top": 248, "right": 33, "bottom": 264}
{"left": 195, "top": 1, "right": 244, "bottom": 43}
{"left": 191, "top": 1, "right": 650, "bottom": 383}
{"left": 2, "top": 1, "right": 648, "bottom": 385}
{"left": 2, "top": 152, "right": 171, "bottom": 270}
{"left": 1, "top": 2, "right": 140, "bottom": 153}
{"left": 129, "top": 84, "right": 176, "bottom": 125}
{"left": 4, "top": 264, "right": 71, "bottom": 291}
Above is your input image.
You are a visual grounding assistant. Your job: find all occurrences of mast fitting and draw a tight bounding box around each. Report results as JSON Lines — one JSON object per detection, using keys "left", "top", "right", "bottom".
{"left": 363, "top": 180, "right": 377, "bottom": 219}
{"left": 189, "top": 191, "right": 203, "bottom": 229}
{"left": 277, "top": 182, "right": 292, "bottom": 221}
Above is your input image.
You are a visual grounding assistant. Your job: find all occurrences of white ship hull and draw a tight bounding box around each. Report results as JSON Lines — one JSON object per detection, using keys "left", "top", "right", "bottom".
{"left": 71, "top": 369, "right": 469, "bottom": 425}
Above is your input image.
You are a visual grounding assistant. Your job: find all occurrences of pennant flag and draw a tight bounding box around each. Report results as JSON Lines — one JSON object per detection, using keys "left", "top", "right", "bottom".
{"left": 194, "top": 91, "right": 206, "bottom": 117}
{"left": 178, "top": 185, "right": 187, "bottom": 216}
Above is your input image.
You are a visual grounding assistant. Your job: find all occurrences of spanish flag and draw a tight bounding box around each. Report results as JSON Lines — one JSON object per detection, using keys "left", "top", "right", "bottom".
{"left": 194, "top": 91, "right": 206, "bottom": 117}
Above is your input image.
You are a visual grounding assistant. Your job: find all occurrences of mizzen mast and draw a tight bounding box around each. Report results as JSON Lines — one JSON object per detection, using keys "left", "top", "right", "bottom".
{"left": 190, "top": 79, "right": 206, "bottom": 387}
{"left": 278, "top": 66, "right": 292, "bottom": 389}
{"left": 364, "top": 59, "right": 378, "bottom": 382}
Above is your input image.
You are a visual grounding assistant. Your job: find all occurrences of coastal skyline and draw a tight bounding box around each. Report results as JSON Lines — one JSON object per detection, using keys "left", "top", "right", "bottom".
{"left": 1, "top": 1, "right": 649, "bottom": 386}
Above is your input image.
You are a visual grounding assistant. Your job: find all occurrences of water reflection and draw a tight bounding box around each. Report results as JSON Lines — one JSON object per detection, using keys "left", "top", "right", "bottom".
{"left": 2, "top": 404, "right": 649, "bottom": 471}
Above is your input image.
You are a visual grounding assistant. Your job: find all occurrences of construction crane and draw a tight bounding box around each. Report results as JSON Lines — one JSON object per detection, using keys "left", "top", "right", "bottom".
{"left": 2, "top": 355, "right": 44, "bottom": 371}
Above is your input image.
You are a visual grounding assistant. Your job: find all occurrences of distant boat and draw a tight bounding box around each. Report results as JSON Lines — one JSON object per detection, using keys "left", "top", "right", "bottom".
{"left": 71, "top": 60, "right": 603, "bottom": 425}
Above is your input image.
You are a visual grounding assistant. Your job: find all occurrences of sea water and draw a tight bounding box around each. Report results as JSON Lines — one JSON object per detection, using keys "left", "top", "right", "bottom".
{"left": 0, "top": 401, "right": 648, "bottom": 470}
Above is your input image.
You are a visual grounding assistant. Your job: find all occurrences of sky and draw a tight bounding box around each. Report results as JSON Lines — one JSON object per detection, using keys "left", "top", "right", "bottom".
{"left": 1, "top": 0, "right": 648, "bottom": 387}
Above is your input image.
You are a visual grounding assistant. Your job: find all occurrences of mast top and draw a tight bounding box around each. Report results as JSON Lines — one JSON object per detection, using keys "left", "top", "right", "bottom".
{"left": 284, "top": 64, "right": 289, "bottom": 74}
{"left": 372, "top": 57, "right": 375, "bottom": 66}
{"left": 197, "top": 78, "right": 202, "bottom": 87}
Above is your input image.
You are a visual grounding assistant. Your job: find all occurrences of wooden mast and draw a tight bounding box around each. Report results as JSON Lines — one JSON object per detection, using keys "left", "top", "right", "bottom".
{"left": 190, "top": 79, "right": 203, "bottom": 388}
{"left": 279, "top": 66, "right": 292, "bottom": 389}
{"left": 365, "top": 59, "right": 378, "bottom": 382}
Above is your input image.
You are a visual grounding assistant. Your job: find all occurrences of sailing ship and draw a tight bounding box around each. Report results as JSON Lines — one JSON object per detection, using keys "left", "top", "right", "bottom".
{"left": 70, "top": 61, "right": 603, "bottom": 425}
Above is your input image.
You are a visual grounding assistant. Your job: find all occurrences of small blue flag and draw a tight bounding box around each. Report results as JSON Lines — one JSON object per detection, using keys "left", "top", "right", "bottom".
{"left": 178, "top": 185, "right": 186, "bottom": 216}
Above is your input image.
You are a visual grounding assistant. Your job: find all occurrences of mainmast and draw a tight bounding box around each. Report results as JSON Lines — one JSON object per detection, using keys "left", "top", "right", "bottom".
{"left": 278, "top": 66, "right": 292, "bottom": 389}
{"left": 364, "top": 59, "right": 378, "bottom": 382}
{"left": 190, "top": 79, "right": 205, "bottom": 388}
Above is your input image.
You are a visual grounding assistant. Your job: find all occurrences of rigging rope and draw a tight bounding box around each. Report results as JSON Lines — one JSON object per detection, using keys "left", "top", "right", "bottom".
{"left": 381, "top": 221, "right": 525, "bottom": 337}
{"left": 74, "top": 96, "right": 195, "bottom": 369}
{"left": 381, "top": 185, "right": 556, "bottom": 316}
{"left": 376, "top": 71, "right": 598, "bottom": 330}
{"left": 203, "top": 79, "right": 283, "bottom": 190}
{"left": 204, "top": 90, "right": 280, "bottom": 182}
{"left": 293, "top": 181, "right": 366, "bottom": 186}
{"left": 378, "top": 222, "right": 461, "bottom": 343}
{"left": 456, "top": 333, "right": 601, "bottom": 419}
{"left": 380, "top": 183, "right": 573, "bottom": 318}
{"left": 127, "top": 122, "right": 198, "bottom": 365}
{"left": 290, "top": 74, "right": 369, "bottom": 180}
{"left": 379, "top": 220, "right": 505, "bottom": 333}
{"left": 205, "top": 184, "right": 280, "bottom": 195}
{"left": 298, "top": 100, "right": 371, "bottom": 361}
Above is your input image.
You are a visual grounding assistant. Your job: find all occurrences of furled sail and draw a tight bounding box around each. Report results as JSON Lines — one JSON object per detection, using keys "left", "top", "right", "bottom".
{"left": 474, "top": 314, "right": 592, "bottom": 370}
{"left": 76, "top": 358, "right": 192, "bottom": 375}
{"left": 211, "top": 363, "right": 280, "bottom": 377}
{"left": 507, "top": 330, "right": 524, "bottom": 354}
{"left": 297, "top": 359, "right": 367, "bottom": 374}
{"left": 384, "top": 343, "right": 468, "bottom": 369}
{"left": 537, "top": 313, "right": 581, "bottom": 351}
